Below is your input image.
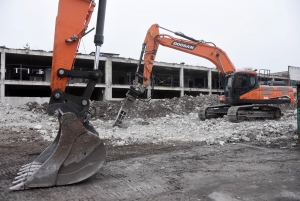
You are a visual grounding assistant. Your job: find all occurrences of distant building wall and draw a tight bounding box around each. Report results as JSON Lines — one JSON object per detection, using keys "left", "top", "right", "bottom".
{"left": 0, "top": 47, "right": 291, "bottom": 106}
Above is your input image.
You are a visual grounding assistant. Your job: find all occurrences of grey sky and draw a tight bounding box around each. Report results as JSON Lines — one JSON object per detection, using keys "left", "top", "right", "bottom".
{"left": 0, "top": 0, "right": 299, "bottom": 72}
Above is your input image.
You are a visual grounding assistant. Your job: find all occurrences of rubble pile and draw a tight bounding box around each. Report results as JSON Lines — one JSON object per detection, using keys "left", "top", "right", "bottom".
{"left": 20, "top": 102, "right": 48, "bottom": 113}
{"left": 92, "top": 109, "right": 297, "bottom": 147}
{"left": 0, "top": 95, "right": 297, "bottom": 148}
{"left": 91, "top": 94, "right": 222, "bottom": 120}
{"left": 128, "top": 94, "right": 221, "bottom": 119}
{"left": 91, "top": 100, "right": 123, "bottom": 120}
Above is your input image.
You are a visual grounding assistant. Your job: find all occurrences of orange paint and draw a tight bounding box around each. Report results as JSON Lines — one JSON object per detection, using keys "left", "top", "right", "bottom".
{"left": 51, "top": 0, "right": 95, "bottom": 92}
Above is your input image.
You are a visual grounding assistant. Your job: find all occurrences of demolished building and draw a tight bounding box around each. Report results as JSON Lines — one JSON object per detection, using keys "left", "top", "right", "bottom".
{"left": 0, "top": 46, "right": 290, "bottom": 106}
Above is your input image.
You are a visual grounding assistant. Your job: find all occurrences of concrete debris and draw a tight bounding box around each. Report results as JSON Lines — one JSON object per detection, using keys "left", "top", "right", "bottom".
{"left": 206, "top": 138, "right": 215, "bottom": 145}
{"left": 34, "top": 125, "right": 43, "bottom": 130}
{"left": 0, "top": 95, "right": 298, "bottom": 147}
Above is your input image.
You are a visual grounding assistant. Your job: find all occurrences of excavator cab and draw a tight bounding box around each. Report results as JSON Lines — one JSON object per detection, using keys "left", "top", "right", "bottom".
{"left": 224, "top": 71, "right": 259, "bottom": 105}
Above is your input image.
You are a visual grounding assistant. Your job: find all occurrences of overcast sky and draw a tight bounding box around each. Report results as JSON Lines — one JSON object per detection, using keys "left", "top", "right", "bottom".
{"left": 0, "top": 0, "right": 299, "bottom": 72}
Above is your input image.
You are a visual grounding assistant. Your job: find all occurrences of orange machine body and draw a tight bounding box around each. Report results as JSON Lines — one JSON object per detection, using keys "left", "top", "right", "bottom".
{"left": 240, "top": 85, "right": 294, "bottom": 103}
{"left": 51, "top": 0, "right": 95, "bottom": 92}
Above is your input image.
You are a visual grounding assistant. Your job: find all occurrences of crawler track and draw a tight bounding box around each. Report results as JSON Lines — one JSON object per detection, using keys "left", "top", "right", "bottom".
{"left": 199, "top": 104, "right": 281, "bottom": 122}
{"left": 227, "top": 105, "right": 281, "bottom": 122}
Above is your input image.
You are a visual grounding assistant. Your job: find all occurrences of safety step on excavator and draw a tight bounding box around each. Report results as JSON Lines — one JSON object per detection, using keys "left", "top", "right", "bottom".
{"left": 114, "top": 24, "right": 294, "bottom": 126}
{"left": 10, "top": 0, "right": 107, "bottom": 190}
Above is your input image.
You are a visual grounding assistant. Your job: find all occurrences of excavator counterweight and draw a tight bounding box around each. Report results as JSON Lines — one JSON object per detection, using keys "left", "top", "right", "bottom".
{"left": 11, "top": 0, "right": 107, "bottom": 190}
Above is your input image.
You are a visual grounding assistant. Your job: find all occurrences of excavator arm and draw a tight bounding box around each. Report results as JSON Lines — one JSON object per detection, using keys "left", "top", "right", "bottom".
{"left": 51, "top": 0, "right": 95, "bottom": 92}
{"left": 10, "top": 0, "right": 107, "bottom": 190}
{"left": 114, "top": 24, "right": 235, "bottom": 126}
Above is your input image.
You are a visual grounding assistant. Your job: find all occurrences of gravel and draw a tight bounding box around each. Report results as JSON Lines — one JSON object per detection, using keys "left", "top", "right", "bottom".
{"left": 0, "top": 95, "right": 298, "bottom": 147}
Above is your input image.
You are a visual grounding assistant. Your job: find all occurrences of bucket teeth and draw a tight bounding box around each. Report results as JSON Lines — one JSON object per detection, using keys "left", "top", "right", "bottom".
{"left": 19, "top": 164, "right": 41, "bottom": 172}
{"left": 17, "top": 165, "right": 41, "bottom": 175}
{"left": 21, "top": 162, "right": 41, "bottom": 168}
{"left": 16, "top": 168, "right": 37, "bottom": 177}
{"left": 13, "top": 172, "right": 34, "bottom": 183}
{"left": 9, "top": 182, "right": 25, "bottom": 191}
{"left": 10, "top": 163, "right": 42, "bottom": 190}
{"left": 12, "top": 178, "right": 25, "bottom": 185}
{"left": 14, "top": 171, "right": 34, "bottom": 180}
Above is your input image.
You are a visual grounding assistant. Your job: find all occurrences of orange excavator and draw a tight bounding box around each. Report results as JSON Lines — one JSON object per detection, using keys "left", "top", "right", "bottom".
{"left": 114, "top": 24, "right": 294, "bottom": 126}
{"left": 10, "top": 0, "right": 107, "bottom": 190}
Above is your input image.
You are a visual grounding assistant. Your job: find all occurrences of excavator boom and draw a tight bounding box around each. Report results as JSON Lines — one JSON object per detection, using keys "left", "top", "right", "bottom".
{"left": 11, "top": 0, "right": 107, "bottom": 190}
{"left": 141, "top": 24, "right": 236, "bottom": 87}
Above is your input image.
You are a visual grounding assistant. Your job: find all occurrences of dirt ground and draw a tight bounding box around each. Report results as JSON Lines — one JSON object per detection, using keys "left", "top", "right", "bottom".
{"left": 0, "top": 97, "right": 299, "bottom": 200}
{"left": 0, "top": 131, "right": 299, "bottom": 201}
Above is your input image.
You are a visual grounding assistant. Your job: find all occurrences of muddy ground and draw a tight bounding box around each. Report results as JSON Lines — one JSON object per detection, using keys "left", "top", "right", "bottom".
{"left": 0, "top": 133, "right": 299, "bottom": 201}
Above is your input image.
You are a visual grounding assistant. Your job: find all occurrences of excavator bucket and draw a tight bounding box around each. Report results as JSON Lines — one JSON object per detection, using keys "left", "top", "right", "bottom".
{"left": 10, "top": 112, "right": 106, "bottom": 190}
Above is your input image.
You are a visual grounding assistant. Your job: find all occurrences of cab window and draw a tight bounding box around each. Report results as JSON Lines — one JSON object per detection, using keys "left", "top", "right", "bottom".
{"left": 235, "top": 74, "right": 247, "bottom": 87}
{"left": 249, "top": 74, "right": 256, "bottom": 89}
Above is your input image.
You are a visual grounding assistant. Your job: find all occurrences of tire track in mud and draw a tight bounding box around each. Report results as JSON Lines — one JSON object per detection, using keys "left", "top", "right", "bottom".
{"left": 64, "top": 165, "right": 181, "bottom": 201}
{"left": 0, "top": 141, "right": 197, "bottom": 201}
{"left": 58, "top": 143, "right": 226, "bottom": 200}
{"left": 0, "top": 164, "right": 18, "bottom": 179}
{"left": 104, "top": 141, "right": 204, "bottom": 162}
{"left": 0, "top": 144, "right": 43, "bottom": 180}
{"left": 1, "top": 142, "right": 299, "bottom": 201}
{"left": 0, "top": 155, "right": 22, "bottom": 180}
